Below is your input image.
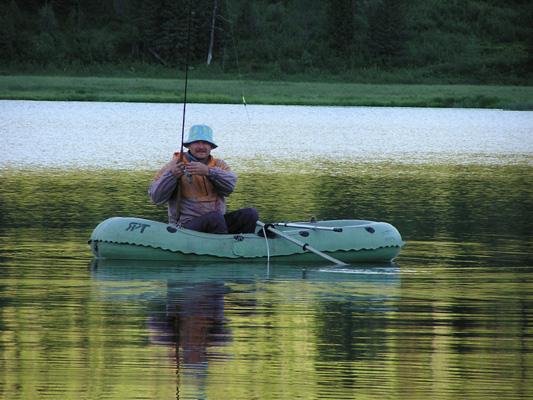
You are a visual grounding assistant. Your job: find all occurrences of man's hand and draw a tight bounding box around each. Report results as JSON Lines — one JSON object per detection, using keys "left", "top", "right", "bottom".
{"left": 169, "top": 161, "right": 185, "bottom": 178}
{"left": 185, "top": 161, "right": 209, "bottom": 176}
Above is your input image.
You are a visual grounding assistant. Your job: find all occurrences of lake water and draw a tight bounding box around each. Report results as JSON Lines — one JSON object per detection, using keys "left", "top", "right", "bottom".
{"left": 0, "top": 100, "right": 532, "bottom": 400}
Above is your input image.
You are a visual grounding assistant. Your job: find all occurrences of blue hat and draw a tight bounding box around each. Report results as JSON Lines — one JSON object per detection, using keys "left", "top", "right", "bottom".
{"left": 183, "top": 124, "right": 218, "bottom": 148}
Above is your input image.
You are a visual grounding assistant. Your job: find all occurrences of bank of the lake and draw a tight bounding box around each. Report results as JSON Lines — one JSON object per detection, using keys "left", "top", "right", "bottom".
{"left": 1, "top": 74, "right": 532, "bottom": 110}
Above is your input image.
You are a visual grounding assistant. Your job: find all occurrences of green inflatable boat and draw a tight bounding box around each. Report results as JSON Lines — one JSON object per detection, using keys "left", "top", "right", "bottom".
{"left": 89, "top": 217, "right": 404, "bottom": 263}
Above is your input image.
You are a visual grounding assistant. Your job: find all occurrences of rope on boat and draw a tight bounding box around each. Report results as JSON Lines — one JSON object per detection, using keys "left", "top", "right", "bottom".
{"left": 261, "top": 225, "right": 271, "bottom": 264}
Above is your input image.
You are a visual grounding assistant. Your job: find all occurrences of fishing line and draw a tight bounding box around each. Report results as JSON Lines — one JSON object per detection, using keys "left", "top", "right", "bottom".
{"left": 229, "top": 29, "right": 251, "bottom": 124}
{"left": 219, "top": 1, "right": 251, "bottom": 125}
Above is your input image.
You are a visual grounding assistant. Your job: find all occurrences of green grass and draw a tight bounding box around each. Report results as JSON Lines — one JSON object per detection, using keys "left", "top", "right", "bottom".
{"left": 1, "top": 74, "right": 532, "bottom": 110}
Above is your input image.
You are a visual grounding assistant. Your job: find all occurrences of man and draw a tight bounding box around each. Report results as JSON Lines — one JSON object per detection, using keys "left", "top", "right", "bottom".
{"left": 149, "top": 124, "right": 258, "bottom": 234}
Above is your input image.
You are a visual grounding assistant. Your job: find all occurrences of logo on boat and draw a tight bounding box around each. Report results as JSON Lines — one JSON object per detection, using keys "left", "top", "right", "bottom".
{"left": 125, "top": 222, "right": 150, "bottom": 233}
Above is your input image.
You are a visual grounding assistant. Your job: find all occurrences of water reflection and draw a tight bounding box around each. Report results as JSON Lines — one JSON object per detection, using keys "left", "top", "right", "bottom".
{"left": 1, "top": 148, "right": 531, "bottom": 398}
{"left": 91, "top": 259, "right": 400, "bottom": 399}
{"left": 1, "top": 164, "right": 531, "bottom": 245}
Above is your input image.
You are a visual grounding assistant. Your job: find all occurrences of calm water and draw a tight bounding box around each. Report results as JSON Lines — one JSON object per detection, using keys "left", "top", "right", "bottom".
{"left": 0, "top": 100, "right": 532, "bottom": 400}
{"left": 1, "top": 100, "right": 532, "bottom": 169}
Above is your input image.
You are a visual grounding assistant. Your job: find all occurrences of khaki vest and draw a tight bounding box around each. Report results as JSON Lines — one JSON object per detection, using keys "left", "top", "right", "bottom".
{"left": 174, "top": 152, "right": 221, "bottom": 202}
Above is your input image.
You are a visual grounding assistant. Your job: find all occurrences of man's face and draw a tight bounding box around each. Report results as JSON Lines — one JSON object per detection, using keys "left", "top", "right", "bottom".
{"left": 188, "top": 141, "right": 213, "bottom": 161}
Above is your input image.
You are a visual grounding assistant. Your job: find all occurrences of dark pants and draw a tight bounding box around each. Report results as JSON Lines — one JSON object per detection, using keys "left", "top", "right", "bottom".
{"left": 182, "top": 207, "right": 259, "bottom": 234}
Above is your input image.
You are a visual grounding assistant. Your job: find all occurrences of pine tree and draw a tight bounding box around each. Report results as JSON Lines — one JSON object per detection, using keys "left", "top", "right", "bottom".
{"left": 325, "top": 0, "right": 355, "bottom": 69}
{"left": 367, "top": 0, "right": 407, "bottom": 66}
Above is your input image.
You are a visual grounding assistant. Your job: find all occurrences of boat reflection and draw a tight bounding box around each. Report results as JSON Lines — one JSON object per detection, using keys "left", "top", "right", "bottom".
{"left": 90, "top": 259, "right": 400, "bottom": 398}
{"left": 90, "top": 258, "right": 400, "bottom": 284}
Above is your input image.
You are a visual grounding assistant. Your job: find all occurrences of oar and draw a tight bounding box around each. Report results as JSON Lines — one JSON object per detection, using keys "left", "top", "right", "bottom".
{"left": 272, "top": 222, "right": 343, "bottom": 232}
{"left": 257, "top": 221, "right": 348, "bottom": 266}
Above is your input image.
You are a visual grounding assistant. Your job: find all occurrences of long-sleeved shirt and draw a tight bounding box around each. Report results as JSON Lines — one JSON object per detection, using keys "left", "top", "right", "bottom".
{"left": 148, "top": 152, "right": 237, "bottom": 226}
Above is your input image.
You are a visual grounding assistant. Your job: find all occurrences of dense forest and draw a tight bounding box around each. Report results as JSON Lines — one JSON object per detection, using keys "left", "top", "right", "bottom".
{"left": 0, "top": 0, "right": 531, "bottom": 83}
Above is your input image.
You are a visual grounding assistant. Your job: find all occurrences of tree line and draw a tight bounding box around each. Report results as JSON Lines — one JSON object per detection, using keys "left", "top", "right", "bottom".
{"left": 0, "top": 0, "right": 531, "bottom": 83}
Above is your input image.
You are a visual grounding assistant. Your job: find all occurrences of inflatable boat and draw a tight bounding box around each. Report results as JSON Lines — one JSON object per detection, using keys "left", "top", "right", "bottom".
{"left": 89, "top": 217, "right": 404, "bottom": 264}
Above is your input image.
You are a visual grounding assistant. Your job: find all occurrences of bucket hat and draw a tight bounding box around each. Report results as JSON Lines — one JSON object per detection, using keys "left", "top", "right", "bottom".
{"left": 183, "top": 124, "right": 218, "bottom": 148}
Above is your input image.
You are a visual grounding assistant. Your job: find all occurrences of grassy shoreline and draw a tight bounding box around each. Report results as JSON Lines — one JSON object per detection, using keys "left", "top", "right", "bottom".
{"left": 1, "top": 74, "right": 532, "bottom": 110}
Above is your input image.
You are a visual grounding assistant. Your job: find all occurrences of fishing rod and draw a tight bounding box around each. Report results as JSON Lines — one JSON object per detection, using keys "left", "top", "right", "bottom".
{"left": 178, "top": 1, "right": 248, "bottom": 154}
{"left": 179, "top": 0, "right": 193, "bottom": 183}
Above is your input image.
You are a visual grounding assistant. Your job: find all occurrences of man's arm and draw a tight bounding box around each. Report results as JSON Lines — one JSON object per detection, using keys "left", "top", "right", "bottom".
{"left": 207, "top": 166, "right": 237, "bottom": 197}
{"left": 148, "top": 160, "right": 183, "bottom": 204}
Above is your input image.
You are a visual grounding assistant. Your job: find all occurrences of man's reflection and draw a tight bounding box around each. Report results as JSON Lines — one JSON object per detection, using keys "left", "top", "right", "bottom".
{"left": 147, "top": 281, "right": 231, "bottom": 399}
{"left": 148, "top": 281, "right": 230, "bottom": 364}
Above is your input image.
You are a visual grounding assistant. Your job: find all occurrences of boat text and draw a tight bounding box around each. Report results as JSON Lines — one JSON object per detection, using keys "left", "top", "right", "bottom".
{"left": 126, "top": 222, "right": 150, "bottom": 233}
